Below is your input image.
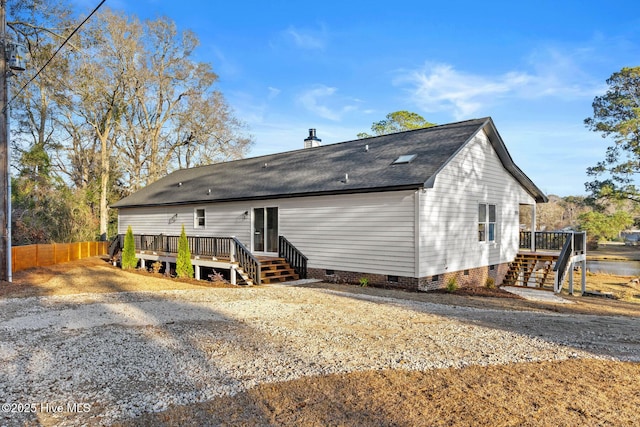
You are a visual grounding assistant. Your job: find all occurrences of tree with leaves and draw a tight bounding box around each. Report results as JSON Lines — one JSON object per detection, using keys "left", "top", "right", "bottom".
{"left": 121, "top": 226, "right": 137, "bottom": 269}
{"left": 175, "top": 225, "right": 194, "bottom": 278}
{"left": 577, "top": 210, "right": 633, "bottom": 245}
{"left": 8, "top": 4, "right": 253, "bottom": 245}
{"left": 357, "top": 111, "right": 435, "bottom": 138}
{"left": 585, "top": 66, "right": 640, "bottom": 204}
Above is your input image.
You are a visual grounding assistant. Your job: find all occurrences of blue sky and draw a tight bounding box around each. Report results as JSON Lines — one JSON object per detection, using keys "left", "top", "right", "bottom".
{"left": 73, "top": 0, "right": 639, "bottom": 196}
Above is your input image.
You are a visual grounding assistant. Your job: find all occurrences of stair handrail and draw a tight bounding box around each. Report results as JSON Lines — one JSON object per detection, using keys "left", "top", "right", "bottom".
{"left": 553, "top": 233, "right": 574, "bottom": 293}
{"left": 278, "top": 236, "right": 308, "bottom": 279}
{"left": 108, "top": 235, "right": 122, "bottom": 258}
{"left": 232, "top": 237, "right": 261, "bottom": 285}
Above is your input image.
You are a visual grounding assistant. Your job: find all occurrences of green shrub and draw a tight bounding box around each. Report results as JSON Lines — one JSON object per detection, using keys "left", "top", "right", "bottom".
{"left": 175, "top": 225, "right": 194, "bottom": 278}
{"left": 446, "top": 277, "right": 458, "bottom": 292}
{"left": 359, "top": 277, "right": 369, "bottom": 287}
{"left": 121, "top": 226, "right": 138, "bottom": 270}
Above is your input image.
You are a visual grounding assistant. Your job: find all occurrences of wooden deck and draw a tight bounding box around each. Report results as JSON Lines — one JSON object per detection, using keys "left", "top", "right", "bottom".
{"left": 506, "top": 231, "right": 587, "bottom": 293}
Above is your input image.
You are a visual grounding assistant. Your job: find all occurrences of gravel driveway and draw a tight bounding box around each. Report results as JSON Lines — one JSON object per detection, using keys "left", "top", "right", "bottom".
{"left": 1, "top": 285, "right": 638, "bottom": 426}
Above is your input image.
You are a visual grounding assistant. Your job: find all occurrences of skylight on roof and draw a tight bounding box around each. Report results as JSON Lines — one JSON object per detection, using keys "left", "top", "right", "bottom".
{"left": 392, "top": 154, "right": 417, "bottom": 164}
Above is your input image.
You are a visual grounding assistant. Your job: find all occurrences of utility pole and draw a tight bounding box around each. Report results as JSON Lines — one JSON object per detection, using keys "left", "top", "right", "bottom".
{"left": 0, "top": 0, "right": 8, "bottom": 282}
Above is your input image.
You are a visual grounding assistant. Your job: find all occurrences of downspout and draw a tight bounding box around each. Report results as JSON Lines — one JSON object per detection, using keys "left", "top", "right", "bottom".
{"left": 414, "top": 189, "right": 421, "bottom": 279}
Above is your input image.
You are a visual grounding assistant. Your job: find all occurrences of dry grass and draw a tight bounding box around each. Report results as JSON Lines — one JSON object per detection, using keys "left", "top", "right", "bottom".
{"left": 115, "top": 359, "right": 640, "bottom": 427}
{"left": 588, "top": 243, "right": 640, "bottom": 261}
{"left": 0, "top": 256, "right": 233, "bottom": 298}
{"left": 3, "top": 257, "right": 640, "bottom": 426}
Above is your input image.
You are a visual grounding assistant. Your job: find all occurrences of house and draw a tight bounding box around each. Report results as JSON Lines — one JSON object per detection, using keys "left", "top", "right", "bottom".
{"left": 111, "top": 117, "right": 548, "bottom": 290}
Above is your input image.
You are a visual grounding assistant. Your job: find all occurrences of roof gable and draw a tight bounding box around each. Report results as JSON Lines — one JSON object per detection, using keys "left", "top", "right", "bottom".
{"left": 112, "top": 117, "right": 546, "bottom": 208}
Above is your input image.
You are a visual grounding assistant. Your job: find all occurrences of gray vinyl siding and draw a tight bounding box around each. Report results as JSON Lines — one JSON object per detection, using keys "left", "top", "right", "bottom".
{"left": 277, "top": 191, "right": 416, "bottom": 276}
{"left": 118, "top": 190, "right": 417, "bottom": 277}
{"left": 117, "top": 204, "right": 252, "bottom": 247}
{"left": 418, "top": 129, "right": 535, "bottom": 277}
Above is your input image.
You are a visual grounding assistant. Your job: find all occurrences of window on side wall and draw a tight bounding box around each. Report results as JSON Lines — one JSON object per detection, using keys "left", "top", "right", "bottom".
{"left": 478, "top": 203, "right": 496, "bottom": 242}
{"left": 194, "top": 208, "right": 206, "bottom": 229}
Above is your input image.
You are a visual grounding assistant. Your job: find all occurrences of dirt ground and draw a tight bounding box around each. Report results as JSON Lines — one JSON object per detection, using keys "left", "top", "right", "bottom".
{"left": 2, "top": 257, "right": 640, "bottom": 426}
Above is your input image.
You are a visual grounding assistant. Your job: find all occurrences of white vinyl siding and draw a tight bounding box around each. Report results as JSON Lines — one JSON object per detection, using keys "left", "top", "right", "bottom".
{"left": 418, "top": 129, "right": 535, "bottom": 277}
{"left": 118, "top": 190, "right": 417, "bottom": 277}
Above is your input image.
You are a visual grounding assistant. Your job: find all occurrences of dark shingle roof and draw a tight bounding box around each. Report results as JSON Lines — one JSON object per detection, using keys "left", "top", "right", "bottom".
{"left": 112, "top": 117, "right": 546, "bottom": 208}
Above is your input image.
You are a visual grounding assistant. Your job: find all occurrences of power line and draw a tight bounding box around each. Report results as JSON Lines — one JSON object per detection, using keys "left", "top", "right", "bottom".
{"left": 6, "top": 0, "right": 107, "bottom": 109}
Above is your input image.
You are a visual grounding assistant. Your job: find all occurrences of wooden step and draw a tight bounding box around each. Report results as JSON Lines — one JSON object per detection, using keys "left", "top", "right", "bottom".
{"left": 502, "top": 253, "right": 558, "bottom": 288}
{"left": 257, "top": 257, "right": 299, "bottom": 284}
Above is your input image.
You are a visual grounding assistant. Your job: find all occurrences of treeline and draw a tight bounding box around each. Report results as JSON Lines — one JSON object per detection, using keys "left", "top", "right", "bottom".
{"left": 522, "top": 195, "right": 638, "bottom": 243}
{"left": 7, "top": 1, "right": 252, "bottom": 245}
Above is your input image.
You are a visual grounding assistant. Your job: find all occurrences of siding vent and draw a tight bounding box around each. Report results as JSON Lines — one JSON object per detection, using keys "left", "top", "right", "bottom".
{"left": 392, "top": 154, "right": 417, "bottom": 164}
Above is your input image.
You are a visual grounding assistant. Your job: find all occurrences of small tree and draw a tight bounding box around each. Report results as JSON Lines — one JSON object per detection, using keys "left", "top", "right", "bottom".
{"left": 121, "top": 226, "right": 138, "bottom": 269}
{"left": 176, "top": 225, "right": 194, "bottom": 278}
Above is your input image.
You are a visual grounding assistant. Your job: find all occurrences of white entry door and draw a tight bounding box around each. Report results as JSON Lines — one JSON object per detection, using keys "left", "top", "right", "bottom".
{"left": 253, "top": 207, "right": 279, "bottom": 254}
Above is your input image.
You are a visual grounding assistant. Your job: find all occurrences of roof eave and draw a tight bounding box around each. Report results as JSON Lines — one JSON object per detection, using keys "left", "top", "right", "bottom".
{"left": 110, "top": 184, "right": 425, "bottom": 209}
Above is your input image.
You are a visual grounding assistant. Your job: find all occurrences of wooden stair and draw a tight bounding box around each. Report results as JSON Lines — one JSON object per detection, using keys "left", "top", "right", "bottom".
{"left": 503, "top": 253, "right": 558, "bottom": 288}
{"left": 259, "top": 257, "right": 299, "bottom": 284}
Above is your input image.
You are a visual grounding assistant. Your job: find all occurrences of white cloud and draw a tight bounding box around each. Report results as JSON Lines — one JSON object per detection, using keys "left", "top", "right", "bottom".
{"left": 395, "top": 52, "right": 604, "bottom": 119}
{"left": 298, "top": 85, "right": 359, "bottom": 121}
{"left": 395, "top": 64, "right": 531, "bottom": 119}
{"left": 267, "top": 86, "right": 281, "bottom": 100}
{"left": 284, "top": 26, "right": 326, "bottom": 50}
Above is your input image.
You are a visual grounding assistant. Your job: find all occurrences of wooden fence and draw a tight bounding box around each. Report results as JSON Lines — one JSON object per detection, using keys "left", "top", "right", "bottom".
{"left": 12, "top": 241, "right": 109, "bottom": 273}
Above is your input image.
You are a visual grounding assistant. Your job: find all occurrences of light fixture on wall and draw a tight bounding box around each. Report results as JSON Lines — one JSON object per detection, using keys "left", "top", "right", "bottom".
{"left": 243, "top": 210, "right": 249, "bottom": 219}
{"left": 169, "top": 214, "right": 178, "bottom": 224}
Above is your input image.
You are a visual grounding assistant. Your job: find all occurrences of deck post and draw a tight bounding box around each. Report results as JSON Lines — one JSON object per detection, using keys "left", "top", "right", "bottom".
{"left": 531, "top": 204, "right": 537, "bottom": 252}
{"left": 140, "top": 258, "right": 145, "bottom": 270}
{"left": 230, "top": 265, "right": 236, "bottom": 285}
{"left": 568, "top": 261, "right": 574, "bottom": 295}
{"left": 581, "top": 259, "right": 587, "bottom": 294}
{"left": 195, "top": 264, "right": 200, "bottom": 280}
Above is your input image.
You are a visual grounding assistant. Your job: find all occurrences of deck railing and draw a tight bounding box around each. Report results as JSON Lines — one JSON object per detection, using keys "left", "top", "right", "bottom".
{"left": 124, "top": 234, "right": 233, "bottom": 258}
{"left": 279, "top": 235, "right": 308, "bottom": 279}
{"left": 232, "top": 237, "right": 261, "bottom": 285}
{"left": 519, "top": 231, "right": 568, "bottom": 251}
{"left": 519, "top": 231, "right": 586, "bottom": 255}
{"left": 553, "top": 234, "right": 573, "bottom": 292}
{"left": 117, "top": 233, "right": 309, "bottom": 286}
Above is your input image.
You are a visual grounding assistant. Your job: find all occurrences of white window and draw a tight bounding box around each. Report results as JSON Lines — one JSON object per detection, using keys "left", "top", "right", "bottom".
{"left": 194, "top": 208, "right": 206, "bottom": 228}
{"left": 479, "top": 203, "right": 496, "bottom": 242}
